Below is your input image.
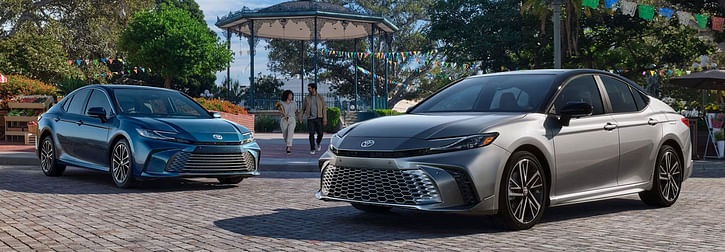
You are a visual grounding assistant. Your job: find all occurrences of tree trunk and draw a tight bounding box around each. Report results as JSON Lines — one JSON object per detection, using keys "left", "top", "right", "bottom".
{"left": 164, "top": 76, "right": 172, "bottom": 89}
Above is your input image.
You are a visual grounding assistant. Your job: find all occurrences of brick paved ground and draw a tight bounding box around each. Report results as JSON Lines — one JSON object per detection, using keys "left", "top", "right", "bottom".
{"left": 0, "top": 165, "right": 724, "bottom": 251}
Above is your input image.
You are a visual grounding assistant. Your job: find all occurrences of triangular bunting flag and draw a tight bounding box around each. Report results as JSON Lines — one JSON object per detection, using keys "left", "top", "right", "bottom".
{"left": 76, "top": 60, "right": 82, "bottom": 66}
{"left": 0, "top": 73, "right": 6, "bottom": 83}
{"left": 638, "top": 5, "right": 655, "bottom": 21}
{"left": 93, "top": 59, "right": 98, "bottom": 65}
{"left": 604, "top": 0, "right": 619, "bottom": 8}
{"left": 677, "top": 11, "right": 692, "bottom": 26}
{"left": 621, "top": 1, "right": 637, "bottom": 17}
{"left": 713, "top": 16, "right": 724, "bottom": 31}
{"left": 109, "top": 58, "right": 114, "bottom": 64}
{"left": 659, "top": 8, "right": 674, "bottom": 20}
{"left": 101, "top": 58, "right": 106, "bottom": 64}
{"left": 582, "top": 0, "right": 598, "bottom": 9}
{"left": 694, "top": 14, "right": 709, "bottom": 30}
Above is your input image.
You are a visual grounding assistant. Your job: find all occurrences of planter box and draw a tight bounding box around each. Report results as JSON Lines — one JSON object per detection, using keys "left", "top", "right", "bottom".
{"left": 4, "top": 116, "right": 38, "bottom": 122}
{"left": 215, "top": 111, "right": 255, "bottom": 133}
{"left": 8, "top": 102, "right": 48, "bottom": 109}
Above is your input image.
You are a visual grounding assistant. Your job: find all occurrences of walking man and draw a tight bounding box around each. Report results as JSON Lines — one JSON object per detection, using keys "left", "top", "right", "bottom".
{"left": 300, "top": 83, "right": 327, "bottom": 154}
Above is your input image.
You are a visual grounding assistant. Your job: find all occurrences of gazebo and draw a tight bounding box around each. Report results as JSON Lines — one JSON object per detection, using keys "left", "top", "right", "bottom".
{"left": 216, "top": 0, "right": 398, "bottom": 110}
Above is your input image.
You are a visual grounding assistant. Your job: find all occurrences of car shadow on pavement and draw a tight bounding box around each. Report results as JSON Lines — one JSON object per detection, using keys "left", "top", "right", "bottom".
{"left": 214, "top": 198, "right": 652, "bottom": 241}
{"left": 0, "top": 165, "right": 237, "bottom": 194}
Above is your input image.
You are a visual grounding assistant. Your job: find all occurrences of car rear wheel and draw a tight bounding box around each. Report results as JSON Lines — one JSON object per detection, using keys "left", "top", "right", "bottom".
{"left": 639, "top": 145, "right": 682, "bottom": 207}
{"left": 40, "top": 136, "right": 66, "bottom": 176}
{"left": 497, "top": 151, "right": 548, "bottom": 230}
{"left": 110, "top": 139, "right": 136, "bottom": 188}
{"left": 217, "top": 176, "right": 244, "bottom": 184}
{"left": 351, "top": 203, "right": 392, "bottom": 213}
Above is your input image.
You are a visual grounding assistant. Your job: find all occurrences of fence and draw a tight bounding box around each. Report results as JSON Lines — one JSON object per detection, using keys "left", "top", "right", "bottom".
{"left": 240, "top": 93, "right": 388, "bottom": 111}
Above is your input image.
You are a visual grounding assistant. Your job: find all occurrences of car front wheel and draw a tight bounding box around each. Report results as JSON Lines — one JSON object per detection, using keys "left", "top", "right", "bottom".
{"left": 110, "top": 139, "right": 136, "bottom": 188}
{"left": 497, "top": 151, "right": 548, "bottom": 230}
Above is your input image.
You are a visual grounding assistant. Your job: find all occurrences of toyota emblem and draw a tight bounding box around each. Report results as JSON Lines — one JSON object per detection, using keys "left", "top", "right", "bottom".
{"left": 361, "top": 139, "right": 375, "bottom": 148}
{"left": 213, "top": 134, "right": 223, "bottom": 140}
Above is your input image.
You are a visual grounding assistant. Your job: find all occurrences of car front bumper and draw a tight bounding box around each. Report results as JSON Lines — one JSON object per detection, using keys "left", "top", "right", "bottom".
{"left": 316, "top": 144, "right": 511, "bottom": 215}
{"left": 133, "top": 139, "right": 261, "bottom": 178}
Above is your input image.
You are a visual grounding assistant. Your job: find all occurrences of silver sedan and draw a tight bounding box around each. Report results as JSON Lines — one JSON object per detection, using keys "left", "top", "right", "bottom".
{"left": 317, "top": 69, "right": 692, "bottom": 230}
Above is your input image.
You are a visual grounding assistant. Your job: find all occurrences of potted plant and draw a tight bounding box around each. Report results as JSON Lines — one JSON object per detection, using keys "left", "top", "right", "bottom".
{"left": 716, "top": 130, "right": 725, "bottom": 158}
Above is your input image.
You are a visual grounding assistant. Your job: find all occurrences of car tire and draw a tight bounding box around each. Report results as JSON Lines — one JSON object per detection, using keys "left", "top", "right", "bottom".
{"left": 639, "top": 145, "right": 682, "bottom": 207}
{"left": 351, "top": 203, "right": 392, "bottom": 213}
{"left": 496, "top": 151, "right": 548, "bottom": 230}
{"left": 39, "top": 136, "right": 66, "bottom": 176}
{"left": 217, "top": 176, "right": 244, "bottom": 184}
{"left": 110, "top": 139, "right": 136, "bottom": 188}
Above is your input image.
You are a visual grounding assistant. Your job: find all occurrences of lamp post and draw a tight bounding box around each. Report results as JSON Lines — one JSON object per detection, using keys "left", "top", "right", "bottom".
{"left": 548, "top": 0, "right": 564, "bottom": 69}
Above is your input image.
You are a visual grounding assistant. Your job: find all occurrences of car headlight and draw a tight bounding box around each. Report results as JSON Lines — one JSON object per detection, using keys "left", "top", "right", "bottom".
{"left": 136, "top": 128, "right": 177, "bottom": 141}
{"left": 242, "top": 132, "right": 254, "bottom": 144}
{"left": 429, "top": 133, "right": 499, "bottom": 152}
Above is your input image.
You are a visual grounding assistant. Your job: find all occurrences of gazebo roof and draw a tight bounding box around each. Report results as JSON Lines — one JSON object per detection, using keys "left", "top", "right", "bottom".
{"left": 216, "top": 0, "right": 398, "bottom": 41}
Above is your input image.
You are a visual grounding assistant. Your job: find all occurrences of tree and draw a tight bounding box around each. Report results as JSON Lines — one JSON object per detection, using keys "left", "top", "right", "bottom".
{"left": 118, "top": 4, "right": 232, "bottom": 89}
{"left": 242, "top": 73, "right": 284, "bottom": 100}
{"left": 0, "top": 32, "right": 83, "bottom": 83}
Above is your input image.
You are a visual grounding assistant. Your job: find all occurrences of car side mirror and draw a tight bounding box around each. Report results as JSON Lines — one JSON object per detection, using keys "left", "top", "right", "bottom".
{"left": 210, "top": 111, "right": 222, "bottom": 118}
{"left": 87, "top": 107, "right": 107, "bottom": 122}
{"left": 559, "top": 102, "right": 593, "bottom": 126}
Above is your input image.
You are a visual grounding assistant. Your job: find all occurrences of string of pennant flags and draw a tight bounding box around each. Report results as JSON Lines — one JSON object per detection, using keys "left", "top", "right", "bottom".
{"left": 66, "top": 57, "right": 150, "bottom": 78}
{"left": 583, "top": 0, "right": 724, "bottom": 31}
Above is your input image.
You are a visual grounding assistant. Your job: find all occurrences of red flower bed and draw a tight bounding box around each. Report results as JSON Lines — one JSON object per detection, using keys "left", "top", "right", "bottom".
{"left": 0, "top": 75, "right": 59, "bottom": 108}
{"left": 193, "top": 98, "right": 248, "bottom": 115}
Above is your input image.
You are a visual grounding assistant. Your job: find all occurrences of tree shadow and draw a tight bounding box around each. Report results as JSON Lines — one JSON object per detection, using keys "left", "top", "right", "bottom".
{"left": 0, "top": 165, "right": 238, "bottom": 194}
{"left": 214, "top": 198, "right": 652, "bottom": 242}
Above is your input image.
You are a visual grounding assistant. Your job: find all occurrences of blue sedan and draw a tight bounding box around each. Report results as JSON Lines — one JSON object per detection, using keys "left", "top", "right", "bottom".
{"left": 36, "top": 85, "right": 260, "bottom": 188}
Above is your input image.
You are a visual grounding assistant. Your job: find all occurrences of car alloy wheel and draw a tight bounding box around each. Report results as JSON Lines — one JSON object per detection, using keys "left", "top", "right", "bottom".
{"left": 111, "top": 141, "right": 133, "bottom": 187}
{"left": 498, "top": 151, "right": 547, "bottom": 230}
{"left": 40, "top": 138, "right": 54, "bottom": 174}
{"left": 658, "top": 150, "right": 682, "bottom": 202}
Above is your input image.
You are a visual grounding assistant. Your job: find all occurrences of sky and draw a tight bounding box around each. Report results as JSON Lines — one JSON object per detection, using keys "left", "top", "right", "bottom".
{"left": 197, "top": 0, "right": 286, "bottom": 86}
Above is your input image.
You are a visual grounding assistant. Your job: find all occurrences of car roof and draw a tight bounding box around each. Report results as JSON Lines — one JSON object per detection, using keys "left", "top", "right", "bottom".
{"left": 83, "top": 84, "right": 179, "bottom": 93}
{"left": 466, "top": 69, "right": 649, "bottom": 95}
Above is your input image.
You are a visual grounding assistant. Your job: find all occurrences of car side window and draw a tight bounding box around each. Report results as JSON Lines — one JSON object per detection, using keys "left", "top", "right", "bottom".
{"left": 62, "top": 94, "right": 75, "bottom": 112}
{"left": 631, "top": 87, "right": 649, "bottom": 110}
{"left": 86, "top": 89, "right": 113, "bottom": 117}
{"left": 600, "top": 76, "right": 638, "bottom": 113}
{"left": 66, "top": 89, "right": 91, "bottom": 115}
{"left": 552, "top": 75, "right": 605, "bottom": 115}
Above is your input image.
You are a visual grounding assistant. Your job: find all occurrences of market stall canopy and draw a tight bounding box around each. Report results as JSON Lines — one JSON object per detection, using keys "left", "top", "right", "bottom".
{"left": 670, "top": 69, "right": 725, "bottom": 90}
{"left": 215, "top": 0, "right": 398, "bottom": 40}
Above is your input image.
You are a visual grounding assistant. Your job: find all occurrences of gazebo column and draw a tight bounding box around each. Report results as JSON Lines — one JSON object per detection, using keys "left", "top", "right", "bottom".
{"left": 370, "top": 24, "right": 376, "bottom": 110}
{"left": 314, "top": 17, "right": 319, "bottom": 85}
{"left": 384, "top": 32, "right": 389, "bottom": 109}
{"left": 354, "top": 39, "right": 358, "bottom": 111}
{"left": 248, "top": 20, "right": 255, "bottom": 109}
{"left": 300, "top": 40, "right": 305, "bottom": 98}
{"left": 226, "top": 28, "right": 231, "bottom": 100}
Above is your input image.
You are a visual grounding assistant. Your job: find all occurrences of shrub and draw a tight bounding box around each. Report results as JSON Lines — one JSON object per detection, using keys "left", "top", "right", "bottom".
{"left": 56, "top": 78, "right": 88, "bottom": 95}
{"left": 372, "top": 109, "right": 404, "bottom": 117}
{"left": 716, "top": 130, "right": 724, "bottom": 141}
{"left": 193, "top": 98, "right": 248, "bottom": 115}
{"left": 255, "top": 115, "right": 278, "bottom": 132}
{"left": 294, "top": 120, "right": 308, "bottom": 133}
{"left": 0, "top": 75, "right": 59, "bottom": 108}
{"left": 325, "top": 107, "right": 341, "bottom": 133}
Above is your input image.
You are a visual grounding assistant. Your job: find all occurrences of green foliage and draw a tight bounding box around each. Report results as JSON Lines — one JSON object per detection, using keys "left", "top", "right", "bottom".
{"left": 294, "top": 120, "right": 308, "bottom": 133}
{"left": 372, "top": 109, "right": 404, "bottom": 117}
{"left": 325, "top": 107, "right": 341, "bottom": 133}
{"left": 244, "top": 74, "right": 285, "bottom": 98}
{"left": 255, "top": 116, "right": 278, "bottom": 133}
{"left": 715, "top": 130, "right": 724, "bottom": 141}
{"left": 0, "top": 75, "right": 59, "bottom": 108}
{"left": 56, "top": 78, "right": 88, "bottom": 95}
{"left": 0, "top": 33, "right": 83, "bottom": 83}
{"left": 119, "top": 4, "right": 233, "bottom": 88}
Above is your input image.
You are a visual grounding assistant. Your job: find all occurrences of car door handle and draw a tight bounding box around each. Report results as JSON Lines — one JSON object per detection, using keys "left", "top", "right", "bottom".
{"left": 604, "top": 122, "right": 618, "bottom": 131}
{"left": 648, "top": 118, "right": 659, "bottom": 125}
{"left": 76, "top": 120, "right": 83, "bottom": 126}
{"left": 54, "top": 117, "right": 61, "bottom": 122}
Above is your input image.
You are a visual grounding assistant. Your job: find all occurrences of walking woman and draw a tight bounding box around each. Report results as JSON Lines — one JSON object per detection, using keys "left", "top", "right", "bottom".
{"left": 277, "top": 90, "right": 298, "bottom": 154}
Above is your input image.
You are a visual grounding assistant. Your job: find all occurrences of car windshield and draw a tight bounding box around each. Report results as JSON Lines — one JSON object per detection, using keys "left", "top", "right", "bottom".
{"left": 411, "top": 74, "right": 556, "bottom": 113}
{"left": 113, "top": 89, "right": 211, "bottom": 118}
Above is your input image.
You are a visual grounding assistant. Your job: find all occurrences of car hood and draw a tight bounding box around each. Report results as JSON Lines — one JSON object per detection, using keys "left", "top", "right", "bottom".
{"left": 128, "top": 117, "right": 248, "bottom": 142}
{"left": 336, "top": 113, "right": 524, "bottom": 151}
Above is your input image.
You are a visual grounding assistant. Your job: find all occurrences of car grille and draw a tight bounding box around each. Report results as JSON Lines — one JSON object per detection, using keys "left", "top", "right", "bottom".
{"left": 166, "top": 152, "right": 256, "bottom": 173}
{"left": 321, "top": 165, "right": 441, "bottom": 205}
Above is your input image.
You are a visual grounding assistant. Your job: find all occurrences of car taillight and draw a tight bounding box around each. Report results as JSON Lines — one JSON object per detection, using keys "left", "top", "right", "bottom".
{"left": 681, "top": 118, "right": 690, "bottom": 127}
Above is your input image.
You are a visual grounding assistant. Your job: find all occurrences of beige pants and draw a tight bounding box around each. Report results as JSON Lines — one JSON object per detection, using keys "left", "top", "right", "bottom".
{"left": 280, "top": 117, "right": 296, "bottom": 147}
